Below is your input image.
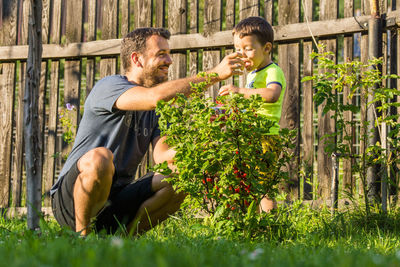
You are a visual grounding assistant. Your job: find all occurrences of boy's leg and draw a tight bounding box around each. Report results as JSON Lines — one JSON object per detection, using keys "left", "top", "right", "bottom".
{"left": 260, "top": 196, "right": 277, "bottom": 212}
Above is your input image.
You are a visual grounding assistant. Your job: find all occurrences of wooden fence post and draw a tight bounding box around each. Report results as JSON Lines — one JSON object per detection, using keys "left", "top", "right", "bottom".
{"left": 317, "top": 0, "right": 338, "bottom": 201}
{"left": 278, "top": 0, "right": 300, "bottom": 200}
{"left": 0, "top": 0, "right": 18, "bottom": 210}
{"left": 24, "top": 0, "right": 43, "bottom": 230}
{"left": 366, "top": 0, "right": 382, "bottom": 204}
{"left": 302, "top": 0, "right": 314, "bottom": 200}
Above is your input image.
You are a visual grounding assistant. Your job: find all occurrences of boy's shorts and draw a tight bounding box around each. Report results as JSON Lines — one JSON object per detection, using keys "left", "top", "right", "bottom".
{"left": 260, "top": 135, "right": 281, "bottom": 180}
{"left": 51, "top": 160, "right": 155, "bottom": 234}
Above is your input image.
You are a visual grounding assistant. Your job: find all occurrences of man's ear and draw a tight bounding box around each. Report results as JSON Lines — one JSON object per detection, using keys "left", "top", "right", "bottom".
{"left": 264, "top": 42, "right": 272, "bottom": 54}
{"left": 131, "top": 52, "right": 143, "bottom": 67}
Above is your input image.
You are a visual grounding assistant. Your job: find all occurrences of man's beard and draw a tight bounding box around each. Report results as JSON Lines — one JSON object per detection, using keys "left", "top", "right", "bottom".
{"left": 141, "top": 64, "right": 169, "bottom": 87}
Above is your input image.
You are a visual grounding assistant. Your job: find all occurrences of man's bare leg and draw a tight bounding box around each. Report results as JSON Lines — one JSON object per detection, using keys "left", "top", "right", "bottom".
{"left": 127, "top": 173, "right": 185, "bottom": 234}
{"left": 73, "top": 147, "right": 114, "bottom": 235}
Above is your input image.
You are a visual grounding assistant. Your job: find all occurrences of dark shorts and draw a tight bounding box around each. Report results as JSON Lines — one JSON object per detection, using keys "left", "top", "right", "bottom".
{"left": 51, "top": 161, "right": 155, "bottom": 234}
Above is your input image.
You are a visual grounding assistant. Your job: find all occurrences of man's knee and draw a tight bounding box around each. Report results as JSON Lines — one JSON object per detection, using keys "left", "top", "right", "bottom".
{"left": 77, "top": 147, "right": 115, "bottom": 186}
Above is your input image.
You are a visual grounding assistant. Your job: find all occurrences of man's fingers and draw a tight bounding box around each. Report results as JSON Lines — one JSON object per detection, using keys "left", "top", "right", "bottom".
{"left": 226, "top": 52, "right": 243, "bottom": 59}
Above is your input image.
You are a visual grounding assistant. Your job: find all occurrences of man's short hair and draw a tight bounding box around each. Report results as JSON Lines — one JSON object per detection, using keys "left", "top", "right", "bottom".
{"left": 121, "top": 27, "right": 171, "bottom": 72}
{"left": 232, "top": 17, "right": 274, "bottom": 46}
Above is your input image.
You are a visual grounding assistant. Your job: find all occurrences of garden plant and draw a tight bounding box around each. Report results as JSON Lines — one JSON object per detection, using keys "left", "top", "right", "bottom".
{"left": 155, "top": 73, "right": 295, "bottom": 238}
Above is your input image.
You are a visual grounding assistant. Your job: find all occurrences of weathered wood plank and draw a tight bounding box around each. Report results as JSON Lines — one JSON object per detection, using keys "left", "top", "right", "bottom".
{"left": 154, "top": 0, "right": 165, "bottom": 28}
{"left": 50, "top": 0, "right": 62, "bottom": 44}
{"left": 223, "top": 0, "right": 235, "bottom": 85}
{"left": 10, "top": 0, "right": 30, "bottom": 207}
{"left": 278, "top": 0, "right": 300, "bottom": 200}
{"left": 0, "top": 63, "right": 15, "bottom": 208}
{"left": 302, "top": 0, "right": 313, "bottom": 200}
{"left": 264, "top": 0, "right": 273, "bottom": 24}
{"left": 239, "top": 0, "right": 259, "bottom": 18}
{"left": 168, "top": 0, "right": 187, "bottom": 81}
{"left": 24, "top": 0, "right": 43, "bottom": 229}
{"left": 11, "top": 63, "right": 25, "bottom": 207}
{"left": 99, "top": 0, "right": 118, "bottom": 79}
{"left": 134, "top": 0, "right": 152, "bottom": 28}
{"left": 120, "top": 0, "right": 130, "bottom": 37}
{"left": 43, "top": 0, "right": 62, "bottom": 206}
{"left": 64, "top": 0, "right": 83, "bottom": 161}
{"left": 317, "top": 0, "right": 338, "bottom": 201}
{"left": 238, "top": 0, "right": 259, "bottom": 88}
{"left": 0, "top": 0, "right": 18, "bottom": 208}
{"left": 203, "top": 0, "right": 221, "bottom": 100}
{"left": 342, "top": 0, "right": 355, "bottom": 197}
{"left": 188, "top": 0, "right": 198, "bottom": 77}
{"left": 359, "top": 0, "right": 370, "bottom": 198}
{"left": 85, "top": 0, "right": 96, "bottom": 96}
{"left": 3, "top": 9, "right": 400, "bottom": 61}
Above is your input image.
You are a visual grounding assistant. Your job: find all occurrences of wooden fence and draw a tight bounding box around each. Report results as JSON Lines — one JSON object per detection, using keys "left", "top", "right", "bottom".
{"left": 1, "top": 0, "right": 400, "bottom": 212}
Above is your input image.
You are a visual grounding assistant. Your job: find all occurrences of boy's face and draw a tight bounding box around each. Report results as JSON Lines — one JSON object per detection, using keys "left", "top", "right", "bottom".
{"left": 233, "top": 34, "right": 271, "bottom": 72}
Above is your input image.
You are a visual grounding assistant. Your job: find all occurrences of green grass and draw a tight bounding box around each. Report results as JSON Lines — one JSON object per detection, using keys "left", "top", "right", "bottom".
{"left": 2, "top": 203, "right": 400, "bottom": 267}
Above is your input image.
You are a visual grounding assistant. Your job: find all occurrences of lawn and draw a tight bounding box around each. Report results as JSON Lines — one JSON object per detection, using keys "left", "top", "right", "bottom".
{"left": 1, "top": 203, "right": 400, "bottom": 267}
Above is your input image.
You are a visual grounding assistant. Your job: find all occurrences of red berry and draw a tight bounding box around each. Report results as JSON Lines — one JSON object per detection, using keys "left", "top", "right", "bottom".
{"left": 235, "top": 187, "right": 240, "bottom": 193}
{"left": 231, "top": 206, "right": 236, "bottom": 210}
{"left": 235, "top": 151, "right": 239, "bottom": 155}
{"left": 234, "top": 169, "right": 239, "bottom": 174}
{"left": 206, "top": 178, "right": 212, "bottom": 182}
{"left": 242, "top": 173, "right": 247, "bottom": 178}
{"left": 229, "top": 186, "right": 233, "bottom": 191}
{"left": 202, "top": 179, "right": 206, "bottom": 184}
{"left": 233, "top": 166, "right": 238, "bottom": 171}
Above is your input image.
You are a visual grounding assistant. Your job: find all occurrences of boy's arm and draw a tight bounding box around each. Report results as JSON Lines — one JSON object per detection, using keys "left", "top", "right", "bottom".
{"left": 218, "top": 83, "right": 282, "bottom": 103}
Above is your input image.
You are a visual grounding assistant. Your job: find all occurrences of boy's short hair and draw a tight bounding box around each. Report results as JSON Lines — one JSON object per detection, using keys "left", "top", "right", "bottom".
{"left": 232, "top": 17, "right": 274, "bottom": 46}
{"left": 121, "top": 27, "right": 171, "bottom": 72}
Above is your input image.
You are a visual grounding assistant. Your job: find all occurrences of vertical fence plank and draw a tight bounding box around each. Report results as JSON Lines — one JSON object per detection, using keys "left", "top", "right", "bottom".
{"left": 154, "top": 0, "right": 165, "bottom": 28}
{"left": 134, "top": 0, "right": 152, "bottom": 28}
{"left": 342, "top": 0, "right": 355, "bottom": 197}
{"left": 168, "top": 0, "right": 187, "bottom": 80}
{"left": 0, "top": 0, "right": 18, "bottom": 208}
{"left": 395, "top": 0, "right": 400, "bottom": 201}
{"left": 85, "top": 0, "right": 96, "bottom": 96}
{"left": 43, "top": 0, "right": 62, "bottom": 206}
{"left": 64, "top": 0, "right": 83, "bottom": 161}
{"left": 359, "top": 0, "right": 370, "bottom": 198}
{"left": 133, "top": 0, "right": 153, "bottom": 179}
{"left": 188, "top": 0, "right": 198, "bottom": 77}
{"left": 99, "top": 0, "right": 118, "bottom": 79}
{"left": 317, "top": 0, "right": 338, "bottom": 200}
{"left": 40, "top": 0, "right": 50, "bottom": 203}
{"left": 120, "top": 0, "right": 130, "bottom": 37}
{"left": 278, "top": 0, "right": 300, "bottom": 199}
{"left": 10, "top": 0, "right": 30, "bottom": 207}
{"left": 223, "top": 0, "right": 235, "bottom": 86}
{"left": 203, "top": 0, "right": 221, "bottom": 100}
{"left": 264, "top": 0, "right": 273, "bottom": 24}
{"left": 302, "top": 0, "right": 314, "bottom": 200}
{"left": 238, "top": 0, "right": 259, "bottom": 88}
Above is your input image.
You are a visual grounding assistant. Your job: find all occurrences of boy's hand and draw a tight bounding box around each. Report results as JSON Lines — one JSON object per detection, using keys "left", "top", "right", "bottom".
{"left": 209, "top": 52, "right": 244, "bottom": 81}
{"left": 218, "top": 84, "right": 240, "bottom": 96}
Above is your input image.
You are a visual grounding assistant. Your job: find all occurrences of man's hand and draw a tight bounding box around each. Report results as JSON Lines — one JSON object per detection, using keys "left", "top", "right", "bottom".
{"left": 209, "top": 52, "right": 244, "bottom": 81}
{"left": 218, "top": 84, "right": 240, "bottom": 96}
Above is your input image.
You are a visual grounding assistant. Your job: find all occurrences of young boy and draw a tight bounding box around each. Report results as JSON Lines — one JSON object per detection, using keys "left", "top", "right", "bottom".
{"left": 218, "top": 16, "right": 286, "bottom": 212}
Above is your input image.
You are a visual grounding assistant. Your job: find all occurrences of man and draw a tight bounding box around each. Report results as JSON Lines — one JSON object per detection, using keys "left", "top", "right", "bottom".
{"left": 51, "top": 27, "right": 244, "bottom": 235}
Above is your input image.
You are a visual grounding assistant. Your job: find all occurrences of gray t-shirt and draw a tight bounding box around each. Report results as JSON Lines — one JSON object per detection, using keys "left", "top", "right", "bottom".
{"left": 50, "top": 75, "right": 160, "bottom": 195}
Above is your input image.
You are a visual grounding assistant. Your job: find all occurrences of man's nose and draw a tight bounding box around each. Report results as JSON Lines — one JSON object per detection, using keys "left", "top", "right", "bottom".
{"left": 165, "top": 54, "right": 172, "bottom": 65}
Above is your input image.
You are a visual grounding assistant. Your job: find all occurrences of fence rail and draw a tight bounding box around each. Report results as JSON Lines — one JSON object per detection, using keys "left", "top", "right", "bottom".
{"left": 1, "top": 0, "right": 400, "bottom": 211}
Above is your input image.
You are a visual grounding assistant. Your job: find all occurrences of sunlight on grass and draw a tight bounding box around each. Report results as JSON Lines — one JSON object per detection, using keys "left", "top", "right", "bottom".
{"left": 1, "top": 205, "right": 400, "bottom": 267}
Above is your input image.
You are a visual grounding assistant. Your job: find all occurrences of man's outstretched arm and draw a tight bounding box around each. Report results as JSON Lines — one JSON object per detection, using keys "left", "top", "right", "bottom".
{"left": 114, "top": 52, "right": 244, "bottom": 111}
